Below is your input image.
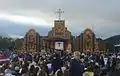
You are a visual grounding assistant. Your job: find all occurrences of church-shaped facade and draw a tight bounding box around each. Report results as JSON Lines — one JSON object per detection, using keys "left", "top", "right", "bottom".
{"left": 23, "top": 23, "right": 106, "bottom": 53}
{"left": 23, "top": 9, "right": 106, "bottom": 53}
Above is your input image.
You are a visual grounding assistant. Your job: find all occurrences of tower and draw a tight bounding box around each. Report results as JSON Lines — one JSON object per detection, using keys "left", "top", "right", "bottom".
{"left": 47, "top": 8, "right": 71, "bottom": 51}
{"left": 54, "top": 8, "right": 65, "bottom": 37}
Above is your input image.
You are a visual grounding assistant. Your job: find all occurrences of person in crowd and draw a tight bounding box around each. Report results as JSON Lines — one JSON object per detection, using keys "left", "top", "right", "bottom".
{"left": 1, "top": 49, "right": 120, "bottom": 76}
{"left": 107, "top": 69, "right": 120, "bottom": 76}
{"left": 99, "top": 54, "right": 104, "bottom": 68}
{"left": 82, "top": 64, "right": 94, "bottom": 76}
{"left": 28, "top": 65, "right": 35, "bottom": 76}
{"left": 93, "top": 62, "right": 100, "bottom": 76}
{"left": 12, "top": 66, "right": 21, "bottom": 76}
{"left": 52, "top": 52, "right": 63, "bottom": 74}
{"left": 54, "top": 69, "right": 63, "bottom": 76}
{"left": 39, "top": 69, "right": 48, "bottom": 76}
{"left": 32, "top": 67, "right": 40, "bottom": 76}
{"left": 70, "top": 51, "right": 84, "bottom": 76}
{"left": 4, "top": 69, "right": 14, "bottom": 76}
{"left": 111, "top": 57, "right": 117, "bottom": 71}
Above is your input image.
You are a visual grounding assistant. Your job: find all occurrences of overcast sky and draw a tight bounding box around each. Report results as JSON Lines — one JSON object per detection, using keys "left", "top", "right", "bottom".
{"left": 0, "top": 0, "right": 120, "bottom": 39}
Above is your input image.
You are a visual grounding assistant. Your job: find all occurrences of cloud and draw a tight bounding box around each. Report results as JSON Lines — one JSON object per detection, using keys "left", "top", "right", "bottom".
{"left": 8, "top": 34, "right": 24, "bottom": 39}
{"left": 0, "top": 12, "right": 50, "bottom": 27}
{"left": 0, "top": 0, "right": 120, "bottom": 39}
{"left": 0, "top": 19, "right": 51, "bottom": 37}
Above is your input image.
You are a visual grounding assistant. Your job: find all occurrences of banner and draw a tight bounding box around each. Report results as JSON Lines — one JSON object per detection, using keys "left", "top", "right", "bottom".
{"left": 55, "top": 42, "right": 64, "bottom": 50}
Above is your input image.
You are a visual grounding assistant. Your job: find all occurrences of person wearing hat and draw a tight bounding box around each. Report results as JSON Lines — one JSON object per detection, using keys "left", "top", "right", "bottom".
{"left": 70, "top": 51, "right": 84, "bottom": 76}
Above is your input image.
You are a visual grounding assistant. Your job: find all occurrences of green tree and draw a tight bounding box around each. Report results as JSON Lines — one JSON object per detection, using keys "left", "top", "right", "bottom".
{"left": 0, "top": 36, "right": 15, "bottom": 51}
{"left": 14, "top": 38, "right": 24, "bottom": 50}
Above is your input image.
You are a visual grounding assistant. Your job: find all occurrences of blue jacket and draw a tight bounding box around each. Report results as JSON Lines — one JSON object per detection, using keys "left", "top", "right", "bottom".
{"left": 70, "top": 59, "right": 84, "bottom": 76}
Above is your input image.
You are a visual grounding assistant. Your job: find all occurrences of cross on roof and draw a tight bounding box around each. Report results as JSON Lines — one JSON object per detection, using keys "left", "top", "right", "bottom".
{"left": 56, "top": 8, "right": 64, "bottom": 20}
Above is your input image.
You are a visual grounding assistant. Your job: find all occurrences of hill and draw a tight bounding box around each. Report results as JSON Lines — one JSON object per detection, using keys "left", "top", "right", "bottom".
{"left": 104, "top": 35, "right": 120, "bottom": 52}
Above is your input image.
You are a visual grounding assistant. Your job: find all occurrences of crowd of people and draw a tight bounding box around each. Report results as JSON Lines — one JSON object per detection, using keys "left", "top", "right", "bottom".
{"left": 0, "top": 49, "right": 120, "bottom": 76}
